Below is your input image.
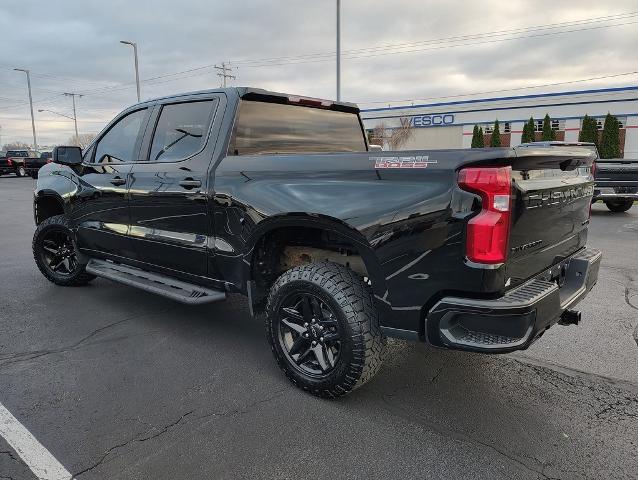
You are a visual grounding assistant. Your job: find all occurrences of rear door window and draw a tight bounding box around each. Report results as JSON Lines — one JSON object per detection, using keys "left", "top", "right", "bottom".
{"left": 229, "top": 100, "right": 366, "bottom": 155}
{"left": 148, "top": 100, "right": 216, "bottom": 162}
{"left": 7, "top": 151, "right": 28, "bottom": 157}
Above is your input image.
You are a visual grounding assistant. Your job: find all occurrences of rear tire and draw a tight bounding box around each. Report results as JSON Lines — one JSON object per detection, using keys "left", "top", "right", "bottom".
{"left": 30, "top": 172, "right": 38, "bottom": 179}
{"left": 265, "top": 261, "right": 386, "bottom": 398}
{"left": 605, "top": 200, "right": 633, "bottom": 212}
{"left": 16, "top": 166, "right": 26, "bottom": 177}
{"left": 33, "top": 214, "right": 95, "bottom": 286}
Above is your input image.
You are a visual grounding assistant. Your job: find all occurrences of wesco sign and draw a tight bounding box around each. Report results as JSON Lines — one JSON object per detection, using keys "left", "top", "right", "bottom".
{"left": 408, "top": 114, "right": 455, "bottom": 128}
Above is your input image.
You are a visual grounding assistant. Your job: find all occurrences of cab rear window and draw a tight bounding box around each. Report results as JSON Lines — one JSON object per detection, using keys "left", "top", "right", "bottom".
{"left": 229, "top": 100, "right": 366, "bottom": 155}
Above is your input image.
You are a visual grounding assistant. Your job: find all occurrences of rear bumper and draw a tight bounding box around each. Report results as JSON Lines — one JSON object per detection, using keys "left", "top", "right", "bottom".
{"left": 594, "top": 184, "right": 638, "bottom": 200}
{"left": 426, "top": 247, "right": 602, "bottom": 353}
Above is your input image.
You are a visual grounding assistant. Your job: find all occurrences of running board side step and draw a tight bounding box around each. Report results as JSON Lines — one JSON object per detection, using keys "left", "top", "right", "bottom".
{"left": 86, "top": 259, "right": 226, "bottom": 305}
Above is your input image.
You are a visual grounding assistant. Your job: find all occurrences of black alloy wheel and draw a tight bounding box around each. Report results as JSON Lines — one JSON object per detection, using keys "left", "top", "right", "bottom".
{"left": 39, "top": 230, "right": 79, "bottom": 276}
{"left": 278, "top": 292, "right": 342, "bottom": 376}
{"left": 266, "top": 261, "right": 386, "bottom": 398}
{"left": 33, "top": 214, "right": 95, "bottom": 286}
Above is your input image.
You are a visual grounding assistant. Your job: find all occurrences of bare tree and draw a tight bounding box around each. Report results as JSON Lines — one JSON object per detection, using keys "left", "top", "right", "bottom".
{"left": 370, "top": 117, "right": 414, "bottom": 150}
{"left": 66, "top": 133, "right": 96, "bottom": 149}
{"left": 2, "top": 141, "right": 30, "bottom": 151}
{"left": 370, "top": 122, "right": 387, "bottom": 147}
{"left": 389, "top": 117, "right": 414, "bottom": 150}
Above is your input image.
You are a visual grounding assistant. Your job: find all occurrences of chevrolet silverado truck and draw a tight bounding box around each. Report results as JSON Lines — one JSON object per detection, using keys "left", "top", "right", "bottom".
{"left": 24, "top": 151, "right": 52, "bottom": 179}
{"left": 593, "top": 157, "right": 637, "bottom": 212}
{"left": 0, "top": 149, "right": 39, "bottom": 177}
{"left": 31, "top": 87, "right": 601, "bottom": 397}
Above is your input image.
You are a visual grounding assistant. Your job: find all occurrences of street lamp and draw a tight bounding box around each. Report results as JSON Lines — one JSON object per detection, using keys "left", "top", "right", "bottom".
{"left": 14, "top": 68, "right": 38, "bottom": 150}
{"left": 336, "top": 0, "right": 341, "bottom": 101}
{"left": 120, "top": 40, "right": 141, "bottom": 102}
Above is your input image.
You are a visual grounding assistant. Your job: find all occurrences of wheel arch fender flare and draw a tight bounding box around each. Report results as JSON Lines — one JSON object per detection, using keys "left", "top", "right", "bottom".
{"left": 33, "top": 190, "right": 67, "bottom": 225}
{"left": 242, "top": 213, "right": 388, "bottom": 300}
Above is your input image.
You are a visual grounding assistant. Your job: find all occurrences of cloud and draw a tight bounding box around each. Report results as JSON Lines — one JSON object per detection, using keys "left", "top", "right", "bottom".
{"left": 1, "top": 0, "right": 637, "bottom": 145}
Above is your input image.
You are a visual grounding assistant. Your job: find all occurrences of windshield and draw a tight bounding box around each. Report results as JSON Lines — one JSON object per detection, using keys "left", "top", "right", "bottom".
{"left": 229, "top": 100, "right": 366, "bottom": 155}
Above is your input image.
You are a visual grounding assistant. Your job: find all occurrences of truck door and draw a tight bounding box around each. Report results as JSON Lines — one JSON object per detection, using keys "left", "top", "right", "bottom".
{"left": 127, "top": 96, "right": 223, "bottom": 280}
{"left": 73, "top": 107, "right": 150, "bottom": 257}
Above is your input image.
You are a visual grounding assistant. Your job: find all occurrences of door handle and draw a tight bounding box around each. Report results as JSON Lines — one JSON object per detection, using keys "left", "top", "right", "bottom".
{"left": 179, "top": 178, "right": 201, "bottom": 190}
{"left": 110, "top": 176, "right": 126, "bottom": 186}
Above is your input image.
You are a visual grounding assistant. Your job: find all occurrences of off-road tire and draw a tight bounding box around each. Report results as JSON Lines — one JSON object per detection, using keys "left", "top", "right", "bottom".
{"left": 605, "top": 199, "right": 633, "bottom": 213}
{"left": 265, "top": 261, "right": 386, "bottom": 398}
{"left": 33, "top": 214, "right": 95, "bottom": 286}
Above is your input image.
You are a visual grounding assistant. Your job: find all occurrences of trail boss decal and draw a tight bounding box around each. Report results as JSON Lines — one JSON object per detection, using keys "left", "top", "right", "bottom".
{"left": 374, "top": 156, "right": 437, "bottom": 169}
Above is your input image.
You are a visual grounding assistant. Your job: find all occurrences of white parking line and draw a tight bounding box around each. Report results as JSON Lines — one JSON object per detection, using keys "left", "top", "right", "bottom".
{"left": 0, "top": 402, "right": 72, "bottom": 480}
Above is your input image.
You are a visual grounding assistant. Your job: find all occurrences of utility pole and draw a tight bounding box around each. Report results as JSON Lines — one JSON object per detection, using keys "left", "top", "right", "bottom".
{"left": 336, "top": 0, "right": 341, "bottom": 101}
{"left": 120, "top": 40, "right": 141, "bottom": 102}
{"left": 14, "top": 68, "right": 37, "bottom": 151}
{"left": 214, "top": 62, "right": 236, "bottom": 87}
{"left": 64, "top": 93, "right": 82, "bottom": 144}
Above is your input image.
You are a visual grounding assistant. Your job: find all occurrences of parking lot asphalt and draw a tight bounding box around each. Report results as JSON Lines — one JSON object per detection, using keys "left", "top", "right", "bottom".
{"left": 1, "top": 176, "right": 637, "bottom": 480}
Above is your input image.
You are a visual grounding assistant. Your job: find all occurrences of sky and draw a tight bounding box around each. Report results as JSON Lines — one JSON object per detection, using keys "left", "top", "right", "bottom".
{"left": 1, "top": 0, "right": 638, "bottom": 147}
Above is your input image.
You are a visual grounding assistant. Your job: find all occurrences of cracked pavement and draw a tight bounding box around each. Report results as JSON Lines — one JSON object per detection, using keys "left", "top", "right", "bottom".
{"left": 1, "top": 179, "right": 637, "bottom": 479}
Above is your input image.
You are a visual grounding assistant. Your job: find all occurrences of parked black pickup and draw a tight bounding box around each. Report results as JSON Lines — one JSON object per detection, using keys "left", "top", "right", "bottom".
{"left": 593, "top": 158, "right": 637, "bottom": 212}
{"left": 31, "top": 87, "right": 601, "bottom": 397}
{"left": 0, "top": 149, "right": 39, "bottom": 177}
{"left": 24, "top": 151, "right": 52, "bottom": 179}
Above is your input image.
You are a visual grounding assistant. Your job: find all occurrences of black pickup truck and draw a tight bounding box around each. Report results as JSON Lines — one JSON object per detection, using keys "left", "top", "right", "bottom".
{"left": 24, "top": 151, "right": 52, "bottom": 179}
{"left": 593, "top": 158, "right": 637, "bottom": 212}
{"left": 32, "top": 87, "right": 601, "bottom": 397}
{"left": 0, "top": 149, "right": 39, "bottom": 177}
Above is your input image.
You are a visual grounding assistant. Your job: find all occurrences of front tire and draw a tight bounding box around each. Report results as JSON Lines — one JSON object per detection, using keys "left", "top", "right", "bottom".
{"left": 605, "top": 199, "right": 633, "bottom": 212}
{"left": 33, "top": 215, "right": 95, "bottom": 286}
{"left": 265, "top": 262, "right": 386, "bottom": 398}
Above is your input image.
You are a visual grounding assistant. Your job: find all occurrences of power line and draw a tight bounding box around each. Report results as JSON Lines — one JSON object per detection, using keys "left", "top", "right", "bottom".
{"left": 231, "top": 11, "right": 638, "bottom": 66}
{"left": 355, "top": 71, "right": 638, "bottom": 106}
{"left": 2, "top": 9, "right": 637, "bottom": 100}
{"left": 60, "top": 11, "right": 638, "bottom": 98}
{"left": 0, "top": 94, "right": 66, "bottom": 112}
{"left": 237, "top": 20, "right": 638, "bottom": 68}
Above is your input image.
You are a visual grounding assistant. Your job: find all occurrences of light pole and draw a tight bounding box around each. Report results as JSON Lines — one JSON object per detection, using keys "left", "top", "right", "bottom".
{"left": 120, "top": 40, "right": 141, "bottom": 102}
{"left": 64, "top": 93, "right": 81, "bottom": 143}
{"left": 14, "top": 68, "right": 38, "bottom": 150}
{"left": 336, "top": 0, "right": 341, "bottom": 101}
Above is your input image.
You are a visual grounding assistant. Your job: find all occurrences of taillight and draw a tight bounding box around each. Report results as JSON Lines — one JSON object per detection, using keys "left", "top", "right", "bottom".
{"left": 458, "top": 166, "right": 512, "bottom": 264}
{"left": 46, "top": 158, "right": 52, "bottom": 163}
{"left": 287, "top": 96, "right": 332, "bottom": 108}
{"left": 7, "top": 158, "right": 12, "bottom": 166}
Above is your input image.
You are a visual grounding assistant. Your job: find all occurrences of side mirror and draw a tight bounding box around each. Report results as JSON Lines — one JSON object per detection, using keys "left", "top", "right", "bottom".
{"left": 53, "top": 146, "right": 82, "bottom": 166}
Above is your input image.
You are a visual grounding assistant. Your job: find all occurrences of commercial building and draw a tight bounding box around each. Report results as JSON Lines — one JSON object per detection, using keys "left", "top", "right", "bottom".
{"left": 360, "top": 85, "right": 638, "bottom": 157}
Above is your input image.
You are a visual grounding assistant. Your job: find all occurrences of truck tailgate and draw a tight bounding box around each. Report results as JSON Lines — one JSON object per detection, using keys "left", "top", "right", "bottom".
{"left": 506, "top": 145, "right": 595, "bottom": 287}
